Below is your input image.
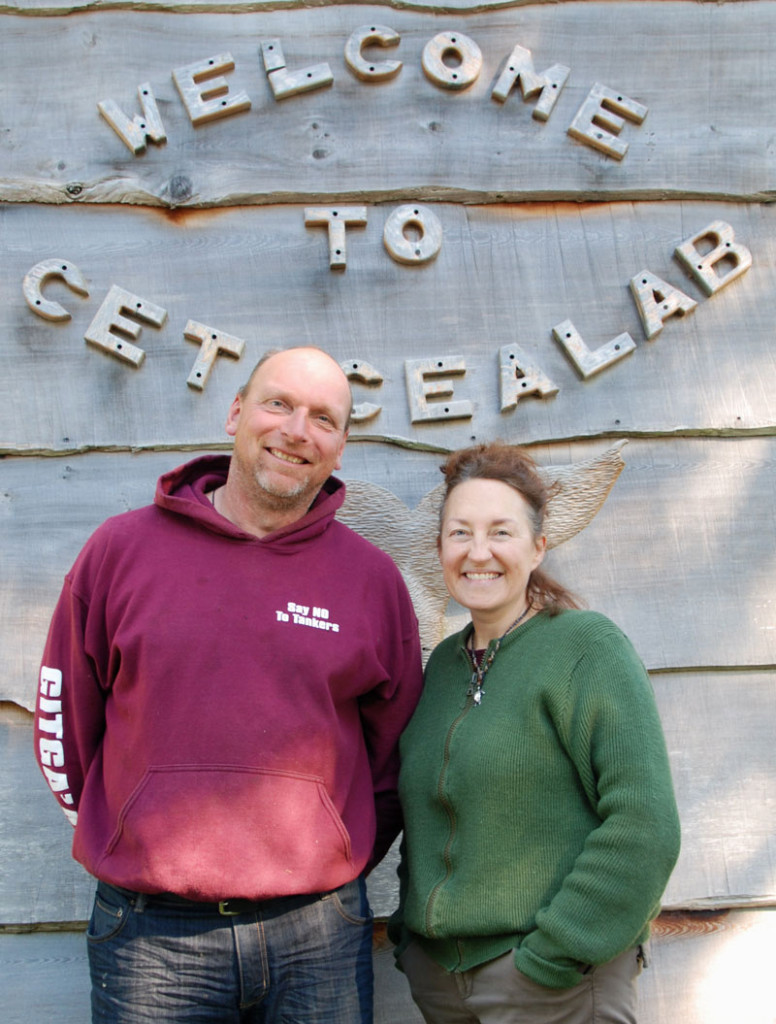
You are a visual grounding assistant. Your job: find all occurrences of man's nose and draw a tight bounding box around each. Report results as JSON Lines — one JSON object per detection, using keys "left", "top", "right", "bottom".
{"left": 282, "top": 407, "right": 309, "bottom": 441}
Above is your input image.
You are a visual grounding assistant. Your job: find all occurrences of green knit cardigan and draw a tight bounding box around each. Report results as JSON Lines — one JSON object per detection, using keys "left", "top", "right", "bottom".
{"left": 390, "top": 610, "right": 681, "bottom": 990}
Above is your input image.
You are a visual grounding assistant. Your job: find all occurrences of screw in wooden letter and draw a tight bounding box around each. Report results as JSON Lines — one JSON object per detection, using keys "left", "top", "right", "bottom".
{"left": 673, "top": 221, "right": 752, "bottom": 297}
{"left": 23, "top": 259, "right": 89, "bottom": 322}
{"left": 261, "top": 39, "right": 333, "bottom": 100}
{"left": 84, "top": 285, "right": 167, "bottom": 367}
{"left": 629, "top": 270, "right": 697, "bottom": 340}
{"left": 422, "top": 32, "right": 482, "bottom": 91}
{"left": 340, "top": 359, "right": 383, "bottom": 423}
{"left": 383, "top": 205, "right": 442, "bottom": 265}
{"left": 345, "top": 25, "right": 402, "bottom": 82}
{"left": 184, "top": 320, "right": 246, "bottom": 390}
{"left": 552, "top": 320, "right": 636, "bottom": 379}
{"left": 98, "top": 83, "right": 167, "bottom": 155}
{"left": 491, "top": 45, "right": 569, "bottom": 121}
{"left": 405, "top": 355, "right": 473, "bottom": 422}
{"left": 304, "top": 207, "right": 368, "bottom": 270}
{"left": 499, "top": 344, "right": 559, "bottom": 411}
{"left": 568, "top": 83, "right": 648, "bottom": 160}
{"left": 173, "top": 54, "right": 251, "bottom": 127}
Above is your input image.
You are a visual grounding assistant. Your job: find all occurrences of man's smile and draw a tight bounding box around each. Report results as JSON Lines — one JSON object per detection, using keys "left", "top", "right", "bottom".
{"left": 267, "top": 447, "right": 308, "bottom": 465}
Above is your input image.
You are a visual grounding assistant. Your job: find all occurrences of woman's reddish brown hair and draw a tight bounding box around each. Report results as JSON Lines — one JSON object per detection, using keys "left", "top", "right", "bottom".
{"left": 440, "top": 443, "right": 582, "bottom": 614}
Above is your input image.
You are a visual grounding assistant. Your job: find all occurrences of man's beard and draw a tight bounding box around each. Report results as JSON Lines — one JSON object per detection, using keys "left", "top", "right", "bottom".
{"left": 250, "top": 464, "right": 317, "bottom": 511}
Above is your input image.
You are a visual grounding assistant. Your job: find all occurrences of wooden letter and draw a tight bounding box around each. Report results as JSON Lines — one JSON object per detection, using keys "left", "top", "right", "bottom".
{"left": 491, "top": 45, "right": 569, "bottom": 121}
{"left": 405, "top": 356, "right": 472, "bottom": 422}
{"left": 383, "top": 205, "right": 442, "bottom": 265}
{"left": 552, "top": 320, "right": 636, "bottom": 379}
{"left": 499, "top": 344, "right": 559, "bottom": 410}
{"left": 674, "top": 221, "right": 753, "bottom": 296}
{"left": 260, "top": 39, "right": 333, "bottom": 100}
{"left": 172, "top": 54, "right": 251, "bottom": 127}
{"left": 84, "top": 285, "right": 167, "bottom": 367}
{"left": 23, "top": 259, "right": 89, "bottom": 322}
{"left": 345, "top": 25, "right": 402, "bottom": 82}
{"left": 184, "top": 320, "right": 245, "bottom": 390}
{"left": 422, "top": 32, "right": 482, "bottom": 91}
{"left": 304, "top": 207, "right": 368, "bottom": 270}
{"left": 340, "top": 359, "right": 383, "bottom": 423}
{"left": 567, "top": 83, "right": 647, "bottom": 160}
{"left": 629, "top": 270, "right": 698, "bottom": 340}
{"left": 98, "top": 83, "right": 167, "bottom": 155}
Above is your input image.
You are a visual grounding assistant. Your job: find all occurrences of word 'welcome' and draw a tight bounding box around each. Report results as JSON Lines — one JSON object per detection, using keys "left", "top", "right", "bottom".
{"left": 99, "top": 32, "right": 647, "bottom": 163}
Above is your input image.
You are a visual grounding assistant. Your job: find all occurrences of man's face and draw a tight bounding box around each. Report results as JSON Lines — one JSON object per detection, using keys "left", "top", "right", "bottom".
{"left": 226, "top": 348, "right": 350, "bottom": 510}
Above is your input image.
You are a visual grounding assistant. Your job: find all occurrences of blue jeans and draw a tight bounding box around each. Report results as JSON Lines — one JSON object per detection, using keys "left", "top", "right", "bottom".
{"left": 87, "top": 878, "right": 374, "bottom": 1023}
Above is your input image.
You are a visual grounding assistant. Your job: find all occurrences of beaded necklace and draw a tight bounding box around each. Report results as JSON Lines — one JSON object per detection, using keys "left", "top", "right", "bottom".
{"left": 466, "top": 603, "right": 532, "bottom": 706}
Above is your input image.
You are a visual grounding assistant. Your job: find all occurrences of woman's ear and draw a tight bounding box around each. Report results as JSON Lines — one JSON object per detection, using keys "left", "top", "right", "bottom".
{"left": 533, "top": 534, "right": 547, "bottom": 569}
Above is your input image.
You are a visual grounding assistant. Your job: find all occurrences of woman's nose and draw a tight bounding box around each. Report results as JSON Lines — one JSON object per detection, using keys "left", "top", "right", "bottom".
{"left": 467, "top": 535, "right": 492, "bottom": 562}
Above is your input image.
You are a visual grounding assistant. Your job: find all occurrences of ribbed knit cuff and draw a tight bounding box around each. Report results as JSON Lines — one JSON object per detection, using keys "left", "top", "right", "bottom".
{"left": 513, "top": 932, "right": 588, "bottom": 990}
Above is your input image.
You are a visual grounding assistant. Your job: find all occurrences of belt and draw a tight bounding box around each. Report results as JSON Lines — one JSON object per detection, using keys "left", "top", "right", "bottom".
{"left": 104, "top": 882, "right": 323, "bottom": 917}
{"left": 153, "top": 893, "right": 265, "bottom": 917}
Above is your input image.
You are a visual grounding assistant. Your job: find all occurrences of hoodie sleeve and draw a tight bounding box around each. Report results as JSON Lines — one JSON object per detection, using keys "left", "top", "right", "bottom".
{"left": 359, "top": 585, "right": 423, "bottom": 872}
{"left": 34, "top": 556, "right": 109, "bottom": 826}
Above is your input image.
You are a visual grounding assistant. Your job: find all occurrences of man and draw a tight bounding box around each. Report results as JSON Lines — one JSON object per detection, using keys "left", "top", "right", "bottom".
{"left": 34, "top": 347, "right": 423, "bottom": 1023}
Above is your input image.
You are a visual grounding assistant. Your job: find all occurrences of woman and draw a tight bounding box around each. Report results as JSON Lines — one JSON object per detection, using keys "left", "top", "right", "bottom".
{"left": 390, "top": 444, "right": 680, "bottom": 1024}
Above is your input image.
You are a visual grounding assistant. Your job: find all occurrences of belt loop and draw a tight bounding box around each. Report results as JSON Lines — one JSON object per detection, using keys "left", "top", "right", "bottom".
{"left": 134, "top": 892, "right": 147, "bottom": 913}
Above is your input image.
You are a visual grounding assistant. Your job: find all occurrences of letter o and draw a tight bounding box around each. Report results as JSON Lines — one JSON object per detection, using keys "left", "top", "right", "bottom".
{"left": 422, "top": 31, "right": 482, "bottom": 91}
{"left": 383, "top": 205, "right": 443, "bottom": 265}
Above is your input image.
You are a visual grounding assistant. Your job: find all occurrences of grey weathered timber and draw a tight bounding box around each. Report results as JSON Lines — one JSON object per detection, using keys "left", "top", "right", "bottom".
{"left": 9, "top": 655, "right": 775, "bottom": 927}
{"left": 3, "top": 0, "right": 775, "bottom": 1014}
{"left": 5, "top": 438, "right": 776, "bottom": 711}
{"left": 3, "top": 912, "right": 775, "bottom": 1024}
{"left": 339, "top": 444, "right": 628, "bottom": 657}
{"left": 2, "top": 200, "right": 774, "bottom": 454}
{"left": 1, "top": 4, "right": 775, "bottom": 206}
{"left": 654, "top": 672, "right": 776, "bottom": 911}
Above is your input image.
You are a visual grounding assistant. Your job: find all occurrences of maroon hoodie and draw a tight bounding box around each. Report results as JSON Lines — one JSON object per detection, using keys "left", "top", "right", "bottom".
{"left": 35, "top": 455, "right": 422, "bottom": 901}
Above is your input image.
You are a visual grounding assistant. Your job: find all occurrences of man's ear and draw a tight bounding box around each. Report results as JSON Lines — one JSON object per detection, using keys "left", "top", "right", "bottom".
{"left": 333, "top": 429, "right": 349, "bottom": 471}
{"left": 225, "top": 394, "right": 242, "bottom": 437}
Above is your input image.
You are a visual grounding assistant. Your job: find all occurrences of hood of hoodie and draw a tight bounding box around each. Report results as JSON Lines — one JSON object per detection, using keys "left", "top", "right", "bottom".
{"left": 154, "top": 453, "right": 346, "bottom": 551}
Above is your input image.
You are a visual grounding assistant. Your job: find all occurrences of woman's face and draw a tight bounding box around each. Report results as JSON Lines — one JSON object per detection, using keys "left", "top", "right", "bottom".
{"left": 439, "top": 478, "right": 546, "bottom": 630}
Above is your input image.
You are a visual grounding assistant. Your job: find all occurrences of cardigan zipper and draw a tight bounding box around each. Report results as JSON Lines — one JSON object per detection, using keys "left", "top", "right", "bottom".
{"left": 424, "top": 696, "right": 473, "bottom": 939}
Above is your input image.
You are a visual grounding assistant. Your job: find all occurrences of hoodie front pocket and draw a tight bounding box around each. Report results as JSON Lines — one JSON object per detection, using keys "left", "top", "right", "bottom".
{"left": 98, "top": 764, "right": 355, "bottom": 900}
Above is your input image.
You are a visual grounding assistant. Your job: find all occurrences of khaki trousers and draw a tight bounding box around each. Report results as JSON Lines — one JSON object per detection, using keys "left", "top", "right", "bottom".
{"left": 399, "top": 939, "right": 644, "bottom": 1024}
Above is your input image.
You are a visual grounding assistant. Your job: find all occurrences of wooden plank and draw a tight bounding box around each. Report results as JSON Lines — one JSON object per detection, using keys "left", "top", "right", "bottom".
{"left": 4, "top": 438, "right": 776, "bottom": 710}
{"left": 2, "top": 200, "right": 774, "bottom": 454}
{"left": 3, "top": 911, "right": 774, "bottom": 1024}
{"left": 0, "top": 703, "right": 403, "bottom": 924}
{"left": 8, "top": 666, "right": 774, "bottom": 922}
{"left": 0, "top": 706, "right": 93, "bottom": 926}
{"left": 654, "top": 673, "right": 776, "bottom": 911}
{"left": 1, "top": 3, "right": 775, "bottom": 205}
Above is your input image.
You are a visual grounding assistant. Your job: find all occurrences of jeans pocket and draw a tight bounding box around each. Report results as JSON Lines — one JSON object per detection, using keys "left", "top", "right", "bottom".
{"left": 87, "top": 884, "right": 132, "bottom": 944}
{"left": 324, "top": 877, "right": 373, "bottom": 926}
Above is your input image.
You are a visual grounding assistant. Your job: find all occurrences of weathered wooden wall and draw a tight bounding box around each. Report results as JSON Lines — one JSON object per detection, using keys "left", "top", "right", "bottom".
{"left": 2, "top": 0, "right": 774, "bottom": 1020}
